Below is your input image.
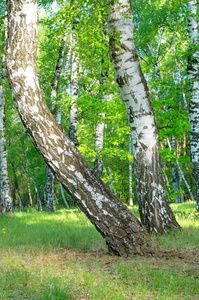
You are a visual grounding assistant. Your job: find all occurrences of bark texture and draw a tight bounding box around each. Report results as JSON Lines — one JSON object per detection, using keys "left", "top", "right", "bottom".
{"left": 129, "top": 135, "right": 133, "bottom": 206}
{"left": 45, "top": 167, "right": 55, "bottom": 212}
{"left": 0, "top": 26, "right": 12, "bottom": 213}
{"left": 69, "top": 26, "right": 79, "bottom": 146}
{"left": 5, "top": 0, "right": 155, "bottom": 256}
{"left": 94, "top": 66, "right": 107, "bottom": 178}
{"left": 25, "top": 158, "right": 33, "bottom": 206}
{"left": 109, "top": 0, "right": 180, "bottom": 233}
{"left": 188, "top": 0, "right": 199, "bottom": 211}
{"left": 170, "top": 137, "right": 181, "bottom": 203}
{"left": 31, "top": 168, "right": 42, "bottom": 211}
{"left": 45, "top": 35, "right": 67, "bottom": 212}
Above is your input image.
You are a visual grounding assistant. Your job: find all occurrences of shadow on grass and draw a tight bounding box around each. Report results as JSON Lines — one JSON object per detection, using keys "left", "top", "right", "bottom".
{"left": 0, "top": 209, "right": 106, "bottom": 253}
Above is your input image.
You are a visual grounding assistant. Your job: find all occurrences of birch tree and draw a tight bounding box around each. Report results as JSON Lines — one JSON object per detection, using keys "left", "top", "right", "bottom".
{"left": 69, "top": 23, "right": 79, "bottom": 146}
{"left": 45, "top": 32, "right": 67, "bottom": 212}
{"left": 188, "top": 0, "right": 199, "bottom": 211}
{"left": 5, "top": 0, "right": 155, "bottom": 257}
{"left": 0, "top": 21, "right": 12, "bottom": 213}
{"left": 148, "top": 33, "right": 182, "bottom": 203}
{"left": 109, "top": 0, "right": 180, "bottom": 233}
{"left": 94, "top": 62, "right": 107, "bottom": 177}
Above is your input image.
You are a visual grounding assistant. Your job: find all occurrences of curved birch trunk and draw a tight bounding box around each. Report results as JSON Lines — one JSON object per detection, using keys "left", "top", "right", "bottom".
{"left": 188, "top": 0, "right": 199, "bottom": 211}
{"left": 5, "top": 0, "right": 155, "bottom": 256}
{"left": 109, "top": 0, "right": 180, "bottom": 233}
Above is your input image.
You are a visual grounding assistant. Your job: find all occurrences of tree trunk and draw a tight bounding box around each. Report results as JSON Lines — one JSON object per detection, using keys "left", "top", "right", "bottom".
{"left": 149, "top": 36, "right": 182, "bottom": 204}
{"left": 69, "top": 25, "right": 79, "bottom": 146}
{"left": 170, "top": 137, "right": 181, "bottom": 203}
{"left": 59, "top": 182, "right": 70, "bottom": 208}
{"left": 24, "top": 158, "right": 33, "bottom": 207}
{"left": 45, "top": 166, "right": 55, "bottom": 212}
{"left": 5, "top": 0, "right": 155, "bottom": 256}
{"left": 0, "top": 25, "right": 13, "bottom": 213}
{"left": 109, "top": 0, "right": 180, "bottom": 233}
{"left": 129, "top": 135, "right": 133, "bottom": 206}
{"left": 167, "top": 138, "right": 194, "bottom": 201}
{"left": 94, "top": 116, "right": 105, "bottom": 178}
{"left": 31, "top": 168, "right": 42, "bottom": 211}
{"left": 45, "top": 32, "right": 68, "bottom": 212}
{"left": 188, "top": 0, "right": 199, "bottom": 211}
{"left": 11, "top": 162, "right": 23, "bottom": 210}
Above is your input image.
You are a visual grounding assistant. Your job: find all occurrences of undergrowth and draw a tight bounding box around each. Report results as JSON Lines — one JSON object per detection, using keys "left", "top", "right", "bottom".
{"left": 0, "top": 202, "right": 198, "bottom": 299}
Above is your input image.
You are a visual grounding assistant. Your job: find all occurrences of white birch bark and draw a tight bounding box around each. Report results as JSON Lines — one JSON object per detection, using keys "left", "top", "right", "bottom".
{"left": 59, "top": 182, "right": 70, "bottom": 208}
{"left": 167, "top": 138, "right": 194, "bottom": 201}
{"left": 170, "top": 137, "right": 181, "bottom": 203}
{"left": 94, "top": 65, "right": 107, "bottom": 178}
{"left": 109, "top": 0, "right": 179, "bottom": 233}
{"left": 0, "top": 25, "right": 12, "bottom": 212}
{"left": 129, "top": 135, "right": 133, "bottom": 206}
{"left": 11, "top": 161, "right": 23, "bottom": 210}
{"left": 94, "top": 115, "right": 105, "bottom": 177}
{"left": 25, "top": 158, "right": 33, "bottom": 207}
{"left": 149, "top": 40, "right": 182, "bottom": 203}
{"left": 5, "top": 0, "right": 155, "bottom": 256}
{"left": 31, "top": 168, "right": 42, "bottom": 211}
{"left": 45, "top": 166, "right": 55, "bottom": 212}
{"left": 69, "top": 25, "right": 79, "bottom": 146}
{"left": 45, "top": 33, "right": 68, "bottom": 212}
{"left": 188, "top": 0, "right": 199, "bottom": 211}
{"left": 54, "top": 190, "right": 59, "bottom": 207}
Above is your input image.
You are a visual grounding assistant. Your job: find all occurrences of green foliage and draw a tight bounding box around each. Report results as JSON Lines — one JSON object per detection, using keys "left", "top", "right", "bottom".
{"left": 0, "top": 0, "right": 196, "bottom": 206}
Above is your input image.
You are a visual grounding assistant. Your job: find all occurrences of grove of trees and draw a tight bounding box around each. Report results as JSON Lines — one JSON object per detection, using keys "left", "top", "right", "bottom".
{"left": 0, "top": 0, "right": 198, "bottom": 256}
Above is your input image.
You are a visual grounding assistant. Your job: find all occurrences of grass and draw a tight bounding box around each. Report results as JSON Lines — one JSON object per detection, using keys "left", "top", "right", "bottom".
{"left": 0, "top": 202, "right": 198, "bottom": 299}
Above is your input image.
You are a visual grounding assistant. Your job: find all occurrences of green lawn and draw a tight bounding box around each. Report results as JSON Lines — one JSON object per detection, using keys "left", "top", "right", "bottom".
{"left": 0, "top": 202, "right": 198, "bottom": 299}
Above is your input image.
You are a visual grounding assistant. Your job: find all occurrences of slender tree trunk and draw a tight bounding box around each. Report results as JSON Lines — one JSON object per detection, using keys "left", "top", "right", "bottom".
{"left": 94, "top": 116, "right": 105, "bottom": 177}
{"left": 188, "top": 0, "right": 199, "bottom": 211}
{"left": 45, "top": 166, "right": 55, "bottom": 212}
{"left": 25, "top": 158, "right": 33, "bottom": 207}
{"left": 167, "top": 138, "right": 194, "bottom": 201}
{"left": 11, "top": 162, "right": 23, "bottom": 210}
{"left": 45, "top": 33, "right": 68, "bottom": 212}
{"left": 54, "top": 190, "right": 59, "bottom": 208}
{"left": 5, "top": 0, "right": 155, "bottom": 256}
{"left": 109, "top": 0, "right": 180, "bottom": 233}
{"left": 31, "top": 168, "right": 42, "bottom": 211}
{"left": 59, "top": 182, "right": 70, "bottom": 208}
{"left": 104, "top": 165, "right": 118, "bottom": 196}
{"left": 69, "top": 25, "right": 79, "bottom": 146}
{"left": 94, "top": 64, "right": 107, "bottom": 177}
{"left": 0, "top": 78, "right": 13, "bottom": 212}
{"left": 0, "top": 19, "right": 13, "bottom": 213}
{"left": 170, "top": 137, "right": 181, "bottom": 203}
{"left": 149, "top": 37, "right": 182, "bottom": 203}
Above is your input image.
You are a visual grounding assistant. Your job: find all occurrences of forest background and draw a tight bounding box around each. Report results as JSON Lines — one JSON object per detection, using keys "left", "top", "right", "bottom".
{"left": 0, "top": 0, "right": 198, "bottom": 211}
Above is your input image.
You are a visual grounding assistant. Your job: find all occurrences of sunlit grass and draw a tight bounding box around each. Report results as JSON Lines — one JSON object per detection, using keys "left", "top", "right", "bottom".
{"left": 0, "top": 202, "right": 198, "bottom": 299}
